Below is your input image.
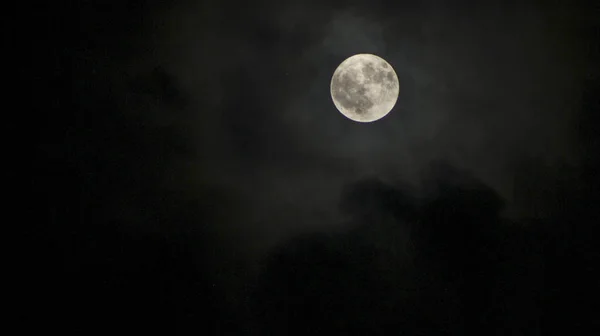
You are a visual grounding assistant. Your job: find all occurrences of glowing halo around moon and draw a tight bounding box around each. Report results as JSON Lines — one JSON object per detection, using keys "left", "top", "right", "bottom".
{"left": 330, "top": 54, "right": 400, "bottom": 123}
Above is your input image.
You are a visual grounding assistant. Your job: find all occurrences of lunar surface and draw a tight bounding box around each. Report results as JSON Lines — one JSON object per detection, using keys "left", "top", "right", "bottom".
{"left": 330, "top": 54, "right": 399, "bottom": 122}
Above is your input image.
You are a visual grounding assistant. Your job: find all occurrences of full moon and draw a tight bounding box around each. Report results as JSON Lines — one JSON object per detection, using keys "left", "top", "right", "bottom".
{"left": 330, "top": 54, "right": 400, "bottom": 122}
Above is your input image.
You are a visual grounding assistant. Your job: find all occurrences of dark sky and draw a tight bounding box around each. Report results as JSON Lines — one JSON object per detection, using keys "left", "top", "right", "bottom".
{"left": 33, "top": 0, "right": 598, "bottom": 334}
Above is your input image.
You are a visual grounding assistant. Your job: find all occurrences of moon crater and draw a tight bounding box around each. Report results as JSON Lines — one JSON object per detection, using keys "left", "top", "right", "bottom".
{"left": 330, "top": 54, "right": 400, "bottom": 122}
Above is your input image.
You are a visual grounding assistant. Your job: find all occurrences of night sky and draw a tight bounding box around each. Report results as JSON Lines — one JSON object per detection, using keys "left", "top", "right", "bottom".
{"left": 33, "top": 0, "right": 598, "bottom": 334}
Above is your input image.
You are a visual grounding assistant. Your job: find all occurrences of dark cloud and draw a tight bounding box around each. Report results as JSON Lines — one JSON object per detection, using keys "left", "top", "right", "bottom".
{"left": 128, "top": 66, "right": 189, "bottom": 111}
{"left": 339, "top": 176, "right": 419, "bottom": 222}
{"left": 252, "top": 168, "right": 544, "bottom": 335}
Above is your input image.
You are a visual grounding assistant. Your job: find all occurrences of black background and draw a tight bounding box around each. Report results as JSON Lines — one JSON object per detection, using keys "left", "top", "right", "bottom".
{"left": 31, "top": 0, "right": 598, "bottom": 334}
